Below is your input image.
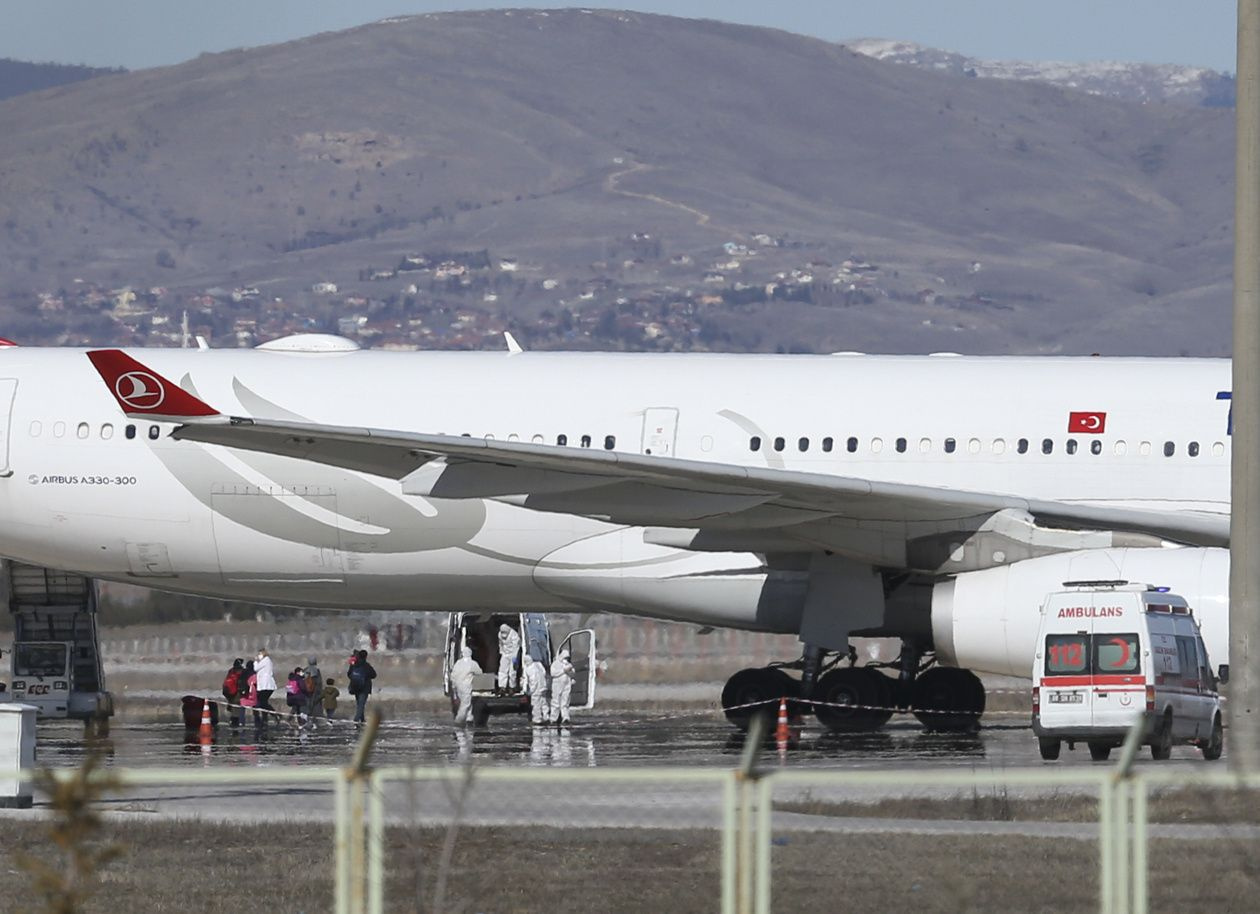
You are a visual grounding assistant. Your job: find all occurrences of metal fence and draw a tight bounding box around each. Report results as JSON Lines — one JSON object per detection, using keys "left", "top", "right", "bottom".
{"left": 8, "top": 722, "right": 1260, "bottom": 914}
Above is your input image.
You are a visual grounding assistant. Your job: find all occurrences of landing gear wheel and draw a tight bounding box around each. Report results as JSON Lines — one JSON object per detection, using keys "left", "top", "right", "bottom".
{"left": 813, "top": 667, "right": 889, "bottom": 732}
{"left": 1088, "top": 741, "right": 1112, "bottom": 762}
{"left": 1199, "top": 715, "right": 1224, "bottom": 761}
{"left": 721, "top": 667, "right": 800, "bottom": 730}
{"left": 1038, "top": 738, "right": 1062, "bottom": 761}
{"left": 1150, "top": 712, "right": 1173, "bottom": 760}
{"left": 911, "top": 668, "right": 985, "bottom": 732}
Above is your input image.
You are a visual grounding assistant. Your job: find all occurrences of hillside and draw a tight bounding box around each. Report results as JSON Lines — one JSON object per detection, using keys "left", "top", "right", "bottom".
{"left": 0, "top": 58, "right": 123, "bottom": 102}
{"left": 0, "top": 10, "right": 1236, "bottom": 355}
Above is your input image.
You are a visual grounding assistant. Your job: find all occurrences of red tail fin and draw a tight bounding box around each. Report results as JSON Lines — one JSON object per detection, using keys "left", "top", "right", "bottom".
{"left": 86, "top": 350, "right": 220, "bottom": 419}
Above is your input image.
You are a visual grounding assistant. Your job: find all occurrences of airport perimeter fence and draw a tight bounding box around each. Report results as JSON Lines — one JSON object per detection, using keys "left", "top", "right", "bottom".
{"left": 5, "top": 723, "right": 1260, "bottom": 914}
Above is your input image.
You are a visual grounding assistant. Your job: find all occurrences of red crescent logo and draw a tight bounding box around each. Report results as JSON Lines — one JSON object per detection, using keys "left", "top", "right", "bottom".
{"left": 1106, "top": 637, "right": 1131, "bottom": 669}
{"left": 115, "top": 371, "right": 165, "bottom": 410}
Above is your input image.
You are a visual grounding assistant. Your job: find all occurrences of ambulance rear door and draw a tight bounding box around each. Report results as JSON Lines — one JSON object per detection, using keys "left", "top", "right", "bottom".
{"left": 1038, "top": 592, "right": 1094, "bottom": 730}
{"left": 557, "top": 629, "right": 597, "bottom": 711}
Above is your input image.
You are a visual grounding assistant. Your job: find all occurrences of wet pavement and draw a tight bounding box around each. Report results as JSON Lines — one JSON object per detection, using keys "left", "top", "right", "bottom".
{"left": 33, "top": 708, "right": 1222, "bottom": 773}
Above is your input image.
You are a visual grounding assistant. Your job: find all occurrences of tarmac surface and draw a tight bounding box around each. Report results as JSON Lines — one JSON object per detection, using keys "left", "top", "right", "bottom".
{"left": 6, "top": 707, "right": 1244, "bottom": 842}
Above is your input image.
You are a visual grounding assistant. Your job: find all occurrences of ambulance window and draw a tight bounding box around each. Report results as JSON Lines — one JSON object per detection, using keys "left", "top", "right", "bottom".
{"left": 944, "top": 438, "right": 956, "bottom": 454}
{"left": 1176, "top": 637, "right": 1198, "bottom": 677}
{"left": 1188, "top": 441, "right": 1200, "bottom": 457}
{"left": 1017, "top": 438, "right": 1029, "bottom": 454}
{"left": 822, "top": 437, "right": 833, "bottom": 453}
{"left": 1164, "top": 441, "right": 1175, "bottom": 457}
{"left": 749, "top": 436, "right": 760, "bottom": 451}
{"left": 1065, "top": 438, "right": 1077, "bottom": 455}
{"left": 846, "top": 437, "right": 858, "bottom": 453}
{"left": 1095, "top": 633, "right": 1140, "bottom": 674}
{"left": 1045, "top": 634, "right": 1088, "bottom": 674}
{"left": 1042, "top": 438, "right": 1053, "bottom": 454}
{"left": 1090, "top": 440, "right": 1101, "bottom": 455}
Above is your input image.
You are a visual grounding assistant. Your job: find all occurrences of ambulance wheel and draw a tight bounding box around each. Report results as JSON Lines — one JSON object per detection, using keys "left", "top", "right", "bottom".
{"left": 1038, "top": 738, "right": 1061, "bottom": 761}
{"left": 1150, "top": 711, "right": 1173, "bottom": 760}
{"left": 722, "top": 668, "right": 799, "bottom": 730}
{"left": 1087, "top": 741, "right": 1112, "bottom": 762}
{"left": 911, "top": 667, "right": 984, "bottom": 732}
{"left": 1199, "top": 715, "right": 1224, "bottom": 761}
{"left": 813, "top": 667, "right": 889, "bottom": 732}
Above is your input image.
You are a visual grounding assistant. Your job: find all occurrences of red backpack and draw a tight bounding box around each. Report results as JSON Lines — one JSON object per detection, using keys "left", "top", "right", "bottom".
{"left": 222, "top": 668, "right": 242, "bottom": 698}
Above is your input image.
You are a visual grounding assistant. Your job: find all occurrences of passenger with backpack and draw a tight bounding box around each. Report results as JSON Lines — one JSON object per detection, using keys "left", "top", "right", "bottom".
{"left": 302, "top": 656, "right": 323, "bottom": 725}
{"left": 221, "top": 658, "right": 246, "bottom": 728}
{"left": 347, "top": 649, "right": 377, "bottom": 723}
{"left": 285, "top": 667, "right": 306, "bottom": 723}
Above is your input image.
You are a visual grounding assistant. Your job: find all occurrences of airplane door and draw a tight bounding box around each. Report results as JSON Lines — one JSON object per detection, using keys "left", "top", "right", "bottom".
{"left": 641, "top": 407, "right": 679, "bottom": 457}
{"left": 0, "top": 378, "right": 15, "bottom": 477}
{"left": 557, "top": 629, "right": 597, "bottom": 710}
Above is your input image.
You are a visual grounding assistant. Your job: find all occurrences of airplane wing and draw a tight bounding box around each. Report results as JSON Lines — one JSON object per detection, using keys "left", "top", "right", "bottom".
{"left": 87, "top": 349, "right": 1228, "bottom": 571}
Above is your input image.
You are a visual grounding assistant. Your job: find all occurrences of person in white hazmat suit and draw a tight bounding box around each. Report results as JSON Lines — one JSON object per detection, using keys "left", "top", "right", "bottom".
{"left": 522, "top": 655, "right": 550, "bottom": 724}
{"left": 451, "top": 644, "right": 482, "bottom": 726}
{"left": 497, "top": 624, "right": 521, "bottom": 692}
{"left": 549, "top": 649, "right": 576, "bottom": 726}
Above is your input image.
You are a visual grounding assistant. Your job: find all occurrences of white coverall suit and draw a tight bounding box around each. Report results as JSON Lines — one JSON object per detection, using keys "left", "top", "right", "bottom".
{"left": 522, "top": 656, "right": 550, "bottom": 724}
{"left": 549, "top": 649, "right": 576, "bottom": 725}
{"left": 497, "top": 624, "right": 521, "bottom": 690}
{"left": 451, "top": 645, "right": 482, "bottom": 726}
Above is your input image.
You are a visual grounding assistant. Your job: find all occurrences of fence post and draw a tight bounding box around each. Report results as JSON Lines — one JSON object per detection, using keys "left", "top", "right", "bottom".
{"left": 343, "top": 710, "right": 382, "bottom": 914}
{"left": 335, "top": 773, "right": 351, "bottom": 914}
{"left": 734, "top": 714, "right": 767, "bottom": 914}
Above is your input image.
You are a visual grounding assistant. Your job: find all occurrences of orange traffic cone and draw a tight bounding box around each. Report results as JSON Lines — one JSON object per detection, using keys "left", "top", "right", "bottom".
{"left": 775, "top": 696, "right": 791, "bottom": 746}
{"left": 199, "top": 698, "right": 214, "bottom": 741}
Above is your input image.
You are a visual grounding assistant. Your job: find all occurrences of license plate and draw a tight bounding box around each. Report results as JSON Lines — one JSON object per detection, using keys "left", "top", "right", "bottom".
{"left": 1048, "top": 691, "right": 1083, "bottom": 704}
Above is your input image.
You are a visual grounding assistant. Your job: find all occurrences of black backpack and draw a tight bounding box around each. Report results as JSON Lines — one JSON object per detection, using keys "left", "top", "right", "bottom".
{"left": 348, "top": 663, "right": 368, "bottom": 695}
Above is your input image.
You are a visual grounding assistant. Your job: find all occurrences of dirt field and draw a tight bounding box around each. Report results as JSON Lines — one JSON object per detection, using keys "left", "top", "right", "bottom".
{"left": 2, "top": 820, "right": 1256, "bottom": 914}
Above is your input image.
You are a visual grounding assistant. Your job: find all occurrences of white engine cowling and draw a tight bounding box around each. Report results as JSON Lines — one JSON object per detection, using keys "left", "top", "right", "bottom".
{"left": 931, "top": 547, "right": 1229, "bottom": 677}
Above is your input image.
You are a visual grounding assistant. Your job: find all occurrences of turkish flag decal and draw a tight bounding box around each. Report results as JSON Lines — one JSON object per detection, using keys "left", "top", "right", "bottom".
{"left": 1068, "top": 411, "right": 1107, "bottom": 434}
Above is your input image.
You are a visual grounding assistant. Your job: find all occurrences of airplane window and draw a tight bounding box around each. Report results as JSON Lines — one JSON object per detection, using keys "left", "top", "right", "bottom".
{"left": 701, "top": 435, "right": 714, "bottom": 452}
{"left": 944, "top": 438, "right": 956, "bottom": 454}
{"left": 557, "top": 434, "right": 567, "bottom": 446}
{"left": 28, "top": 421, "right": 41, "bottom": 437}
{"left": 871, "top": 438, "right": 884, "bottom": 453}
{"left": 1065, "top": 439, "right": 1077, "bottom": 455}
{"left": 1188, "top": 441, "right": 1200, "bottom": 457}
{"left": 1139, "top": 441, "right": 1152, "bottom": 456}
{"left": 604, "top": 435, "right": 616, "bottom": 450}
{"left": 53, "top": 421, "right": 65, "bottom": 438}
{"left": 1114, "top": 441, "right": 1127, "bottom": 456}
{"left": 774, "top": 437, "right": 785, "bottom": 452}
{"left": 125, "top": 424, "right": 136, "bottom": 440}
{"left": 895, "top": 437, "right": 907, "bottom": 453}
{"left": 460, "top": 432, "right": 472, "bottom": 438}
{"left": 508, "top": 433, "right": 520, "bottom": 442}
{"left": 750, "top": 436, "right": 761, "bottom": 452}
{"left": 798, "top": 437, "right": 809, "bottom": 452}
{"left": 1164, "top": 441, "right": 1175, "bottom": 457}
{"left": 148, "top": 425, "right": 160, "bottom": 440}
{"left": 1042, "top": 438, "right": 1053, "bottom": 454}
{"left": 100, "top": 424, "right": 114, "bottom": 440}
{"left": 76, "top": 423, "right": 89, "bottom": 439}
{"left": 1090, "top": 440, "right": 1102, "bottom": 455}
{"left": 532, "top": 434, "right": 544, "bottom": 444}
{"left": 992, "top": 439, "right": 1006, "bottom": 455}
{"left": 822, "top": 437, "right": 833, "bottom": 453}
{"left": 580, "top": 435, "right": 591, "bottom": 448}
{"left": 919, "top": 438, "right": 931, "bottom": 453}
{"left": 846, "top": 437, "right": 858, "bottom": 453}
{"left": 1213, "top": 442, "right": 1225, "bottom": 457}
{"left": 967, "top": 438, "right": 980, "bottom": 454}
{"left": 1017, "top": 438, "right": 1029, "bottom": 454}
{"left": 485, "top": 434, "right": 495, "bottom": 440}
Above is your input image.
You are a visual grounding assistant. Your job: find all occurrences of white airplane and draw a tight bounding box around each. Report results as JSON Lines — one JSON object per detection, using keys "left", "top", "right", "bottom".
{"left": 0, "top": 334, "right": 1234, "bottom": 732}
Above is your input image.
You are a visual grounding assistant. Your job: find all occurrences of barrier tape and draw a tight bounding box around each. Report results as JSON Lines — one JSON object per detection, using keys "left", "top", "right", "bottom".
{"left": 202, "top": 697, "right": 363, "bottom": 730}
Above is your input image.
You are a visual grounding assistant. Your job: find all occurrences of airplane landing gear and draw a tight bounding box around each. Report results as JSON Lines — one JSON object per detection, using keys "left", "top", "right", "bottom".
{"left": 910, "top": 667, "right": 985, "bottom": 732}
{"left": 720, "top": 667, "right": 800, "bottom": 730}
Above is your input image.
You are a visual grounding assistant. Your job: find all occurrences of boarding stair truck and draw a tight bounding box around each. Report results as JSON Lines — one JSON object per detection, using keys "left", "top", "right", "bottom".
{"left": 1032, "top": 581, "right": 1224, "bottom": 763}
{"left": 0, "top": 560, "right": 114, "bottom": 735}
{"left": 444, "top": 612, "right": 596, "bottom": 726}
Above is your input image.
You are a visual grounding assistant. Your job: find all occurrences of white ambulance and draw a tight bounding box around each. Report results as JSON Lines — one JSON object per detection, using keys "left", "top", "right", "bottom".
{"left": 1032, "top": 581, "right": 1225, "bottom": 762}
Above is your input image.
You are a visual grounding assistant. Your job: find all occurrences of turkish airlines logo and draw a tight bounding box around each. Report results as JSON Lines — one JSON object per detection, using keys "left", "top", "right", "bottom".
{"left": 115, "top": 371, "right": 165, "bottom": 410}
{"left": 1067, "top": 411, "right": 1106, "bottom": 434}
